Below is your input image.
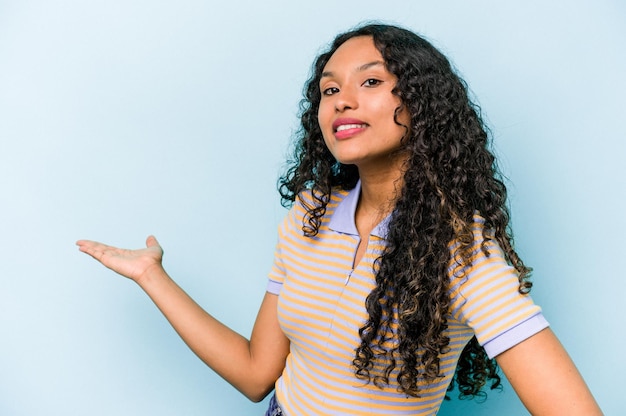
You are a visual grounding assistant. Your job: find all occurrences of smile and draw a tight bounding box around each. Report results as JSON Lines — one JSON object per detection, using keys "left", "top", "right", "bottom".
{"left": 335, "top": 123, "right": 367, "bottom": 132}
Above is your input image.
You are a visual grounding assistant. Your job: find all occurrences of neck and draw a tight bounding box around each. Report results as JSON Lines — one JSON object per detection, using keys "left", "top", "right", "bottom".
{"left": 354, "top": 158, "right": 406, "bottom": 237}
{"left": 357, "top": 155, "right": 406, "bottom": 215}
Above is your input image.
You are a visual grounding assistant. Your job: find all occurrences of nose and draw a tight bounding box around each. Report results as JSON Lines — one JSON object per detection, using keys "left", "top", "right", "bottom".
{"left": 334, "top": 87, "right": 358, "bottom": 112}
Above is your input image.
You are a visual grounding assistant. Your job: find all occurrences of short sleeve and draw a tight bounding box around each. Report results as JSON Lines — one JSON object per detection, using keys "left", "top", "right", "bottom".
{"left": 266, "top": 206, "right": 298, "bottom": 295}
{"left": 448, "top": 225, "right": 549, "bottom": 358}
{"left": 266, "top": 278, "right": 283, "bottom": 295}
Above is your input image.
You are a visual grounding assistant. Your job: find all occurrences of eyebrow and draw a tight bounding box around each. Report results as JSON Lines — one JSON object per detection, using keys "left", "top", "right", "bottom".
{"left": 320, "top": 60, "right": 385, "bottom": 79}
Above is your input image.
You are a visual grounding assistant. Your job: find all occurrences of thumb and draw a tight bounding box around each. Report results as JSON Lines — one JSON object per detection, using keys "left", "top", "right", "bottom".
{"left": 146, "top": 235, "right": 160, "bottom": 248}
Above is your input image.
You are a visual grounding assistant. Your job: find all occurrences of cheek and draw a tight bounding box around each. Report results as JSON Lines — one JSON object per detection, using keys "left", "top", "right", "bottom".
{"left": 317, "top": 102, "right": 332, "bottom": 126}
{"left": 317, "top": 107, "right": 336, "bottom": 142}
{"left": 316, "top": 110, "right": 332, "bottom": 145}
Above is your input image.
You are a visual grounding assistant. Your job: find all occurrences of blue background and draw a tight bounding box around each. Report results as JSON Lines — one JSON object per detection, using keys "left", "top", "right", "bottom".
{"left": 1, "top": 1, "right": 623, "bottom": 414}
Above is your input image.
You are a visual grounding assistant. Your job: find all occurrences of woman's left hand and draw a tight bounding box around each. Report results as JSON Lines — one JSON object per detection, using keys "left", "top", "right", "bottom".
{"left": 76, "top": 236, "right": 164, "bottom": 284}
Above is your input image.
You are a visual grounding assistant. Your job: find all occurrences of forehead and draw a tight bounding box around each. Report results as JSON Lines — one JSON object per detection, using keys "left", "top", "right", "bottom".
{"left": 322, "top": 36, "right": 383, "bottom": 72}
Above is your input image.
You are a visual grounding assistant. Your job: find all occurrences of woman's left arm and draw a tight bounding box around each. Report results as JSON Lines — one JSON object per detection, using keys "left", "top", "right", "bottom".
{"left": 496, "top": 327, "right": 602, "bottom": 415}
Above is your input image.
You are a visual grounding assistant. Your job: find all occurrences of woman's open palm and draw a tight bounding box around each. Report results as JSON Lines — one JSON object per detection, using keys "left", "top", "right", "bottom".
{"left": 76, "top": 235, "right": 164, "bottom": 283}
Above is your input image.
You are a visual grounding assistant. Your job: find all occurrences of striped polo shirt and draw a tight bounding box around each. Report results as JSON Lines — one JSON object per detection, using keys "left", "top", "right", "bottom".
{"left": 267, "top": 183, "right": 548, "bottom": 415}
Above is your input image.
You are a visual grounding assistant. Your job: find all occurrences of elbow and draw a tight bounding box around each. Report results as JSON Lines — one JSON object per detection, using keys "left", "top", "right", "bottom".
{"left": 247, "top": 393, "right": 268, "bottom": 404}
{"left": 244, "top": 386, "right": 274, "bottom": 403}
{"left": 228, "top": 363, "right": 283, "bottom": 403}
{"left": 237, "top": 379, "right": 276, "bottom": 403}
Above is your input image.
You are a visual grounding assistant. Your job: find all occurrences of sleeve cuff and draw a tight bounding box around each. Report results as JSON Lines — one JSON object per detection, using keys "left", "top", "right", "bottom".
{"left": 266, "top": 279, "right": 283, "bottom": 295}
{"left": 483, "top": 313, "right": 550, "bottom": 358}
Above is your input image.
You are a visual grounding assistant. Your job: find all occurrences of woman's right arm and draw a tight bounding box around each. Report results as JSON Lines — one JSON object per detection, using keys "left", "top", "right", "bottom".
{"left": 76, "top": 236, "right": 289, "bottom": 402}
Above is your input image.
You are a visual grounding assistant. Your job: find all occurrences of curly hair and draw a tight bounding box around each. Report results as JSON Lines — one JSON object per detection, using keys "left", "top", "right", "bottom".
{"left": 278, "top": 23, "right": 532, "bottom": 399}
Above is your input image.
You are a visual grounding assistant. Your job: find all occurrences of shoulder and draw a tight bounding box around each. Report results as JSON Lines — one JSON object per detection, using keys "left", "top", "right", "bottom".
{"left": 291, "top": 187, "right": 352, "bottom": 220}
{"left": 449, "top": 214, "right": 502, "bottom": 270}
{"left": 294, "top": 187, "right": 351, "bottom": 207}
{"left": 281, "top": 187, "right": 351, "bottom": 234}
{"left": 447, "top": 213, "right": 515, "bottom": 297}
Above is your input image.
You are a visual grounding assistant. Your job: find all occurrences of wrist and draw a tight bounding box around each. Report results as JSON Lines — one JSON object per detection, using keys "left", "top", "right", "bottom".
{"left": 135, "top": 262, "right": 169, "bottom": 288}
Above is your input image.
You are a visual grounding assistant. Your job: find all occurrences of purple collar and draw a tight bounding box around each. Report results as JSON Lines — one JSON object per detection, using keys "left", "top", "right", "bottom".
{"left": 327, "top": 180, "right": 390, "bottom": 239}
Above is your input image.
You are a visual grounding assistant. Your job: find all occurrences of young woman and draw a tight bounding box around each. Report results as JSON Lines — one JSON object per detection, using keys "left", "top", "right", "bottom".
{"left": 77, "top": 24, "right": 602, "bottom": 415}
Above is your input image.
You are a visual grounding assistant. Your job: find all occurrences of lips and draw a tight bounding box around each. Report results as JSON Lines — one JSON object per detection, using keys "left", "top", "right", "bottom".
{"left": 332, "top": 118, "right": 368, "bottom": 140}
{"left": 332, "top": 118, "right": 368, "bottom": 132}
{"left": 336, "top": 123, "right": 367, "bottom": 132}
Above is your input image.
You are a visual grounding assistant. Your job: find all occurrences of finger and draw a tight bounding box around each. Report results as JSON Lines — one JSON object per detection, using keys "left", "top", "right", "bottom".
{"left": 76, "top": 239, "right": 118, "bottom": 260}
{"left": 76, "top": 240, "right": 102, "bottom": 258}
{"left": 145, "top": 235, "right": 159, "bottom": 248}
{"left": 76, "top": 239, "right": 96, "bottom": 253}
{"left": 76, "top": 239, "right": 106, "bottom": 251}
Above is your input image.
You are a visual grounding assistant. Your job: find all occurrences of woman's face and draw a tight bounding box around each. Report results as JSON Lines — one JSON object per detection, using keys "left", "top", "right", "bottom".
{"left": 317, "top": 36, "right": 409, "bottom": 171}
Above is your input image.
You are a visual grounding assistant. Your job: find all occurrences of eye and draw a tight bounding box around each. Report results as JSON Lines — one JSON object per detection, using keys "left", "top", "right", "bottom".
{"left": 322, "top": 87, "right": 339, "bottom": 96}
{"left": 363, "top": 78, "right": 382, "bottom": 87}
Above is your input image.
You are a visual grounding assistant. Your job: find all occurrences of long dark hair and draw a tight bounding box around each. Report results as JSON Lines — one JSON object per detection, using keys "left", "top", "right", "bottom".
{"left": 278, "top": 23, "right": 532, "bottom": 398}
